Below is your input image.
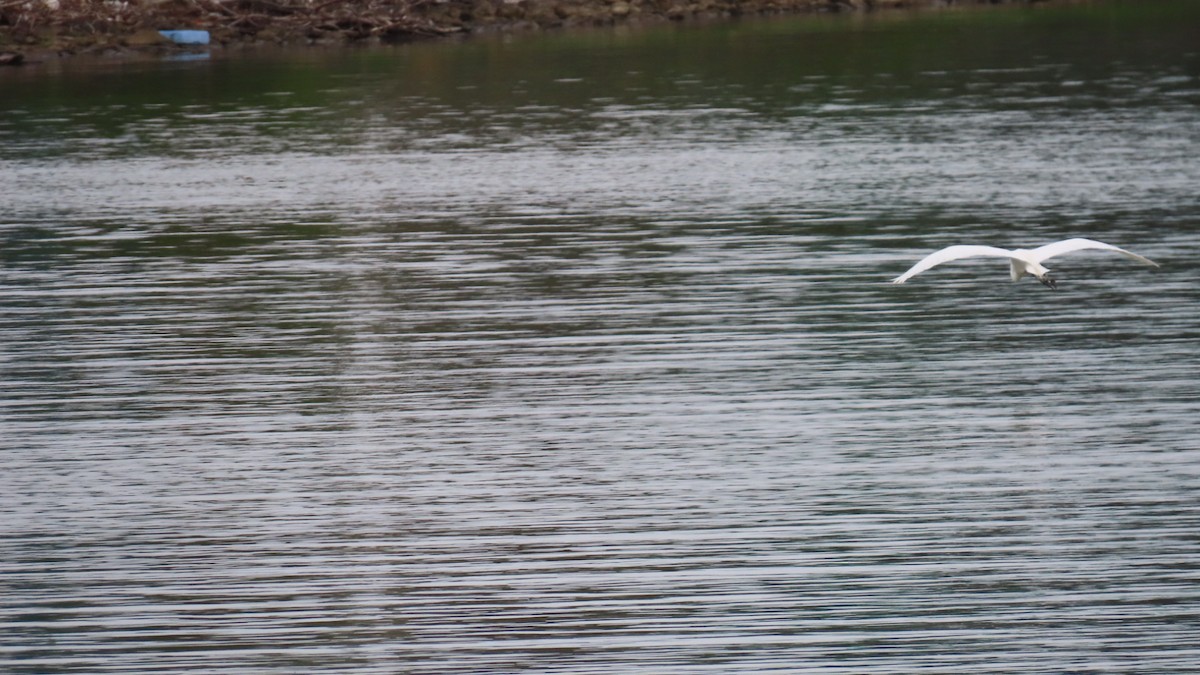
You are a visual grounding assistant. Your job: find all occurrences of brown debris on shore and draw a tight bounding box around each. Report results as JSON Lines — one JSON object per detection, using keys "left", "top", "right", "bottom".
{"left": 1, "top": 0, "right": 1056, "bottom": 61}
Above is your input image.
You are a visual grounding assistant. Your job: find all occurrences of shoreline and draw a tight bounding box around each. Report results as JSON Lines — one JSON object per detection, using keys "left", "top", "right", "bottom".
{"left": 3, "top": 0, "right": 1066, "bottom": 64}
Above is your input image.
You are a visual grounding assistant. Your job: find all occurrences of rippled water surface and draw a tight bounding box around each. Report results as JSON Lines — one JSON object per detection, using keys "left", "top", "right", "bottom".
{"left": 4, "top": 1, "right": 1200, "bottom": 671}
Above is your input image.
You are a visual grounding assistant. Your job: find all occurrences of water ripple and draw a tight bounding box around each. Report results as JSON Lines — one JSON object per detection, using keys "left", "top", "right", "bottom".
{"left": 4, "top": 4, "right": 1200, "bottom": 673}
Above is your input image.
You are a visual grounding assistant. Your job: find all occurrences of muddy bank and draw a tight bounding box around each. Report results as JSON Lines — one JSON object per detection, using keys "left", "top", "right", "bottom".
{"left": 3, "top": 0, "right": 1060, "bottom": 61}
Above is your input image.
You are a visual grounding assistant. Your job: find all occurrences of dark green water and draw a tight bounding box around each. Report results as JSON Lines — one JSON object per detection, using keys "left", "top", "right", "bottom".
{"left": 3, "top": 2, "right": 1200, "bottom": 672}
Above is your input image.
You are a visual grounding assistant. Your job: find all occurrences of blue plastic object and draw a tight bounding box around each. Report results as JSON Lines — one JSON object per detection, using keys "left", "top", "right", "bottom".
{"left": 159, "top": 30, "right": 210, "bottom": 45}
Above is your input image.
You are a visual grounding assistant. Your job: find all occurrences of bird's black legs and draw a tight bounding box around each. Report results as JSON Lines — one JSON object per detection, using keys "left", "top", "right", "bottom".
{"left": 1039, "top": 275, "right": 1058, "bottom": 290}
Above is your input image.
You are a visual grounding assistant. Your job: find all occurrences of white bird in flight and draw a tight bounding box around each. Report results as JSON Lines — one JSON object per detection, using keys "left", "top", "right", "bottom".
{"left": 892, "top": 237, "right": 1158, "bottom": 289}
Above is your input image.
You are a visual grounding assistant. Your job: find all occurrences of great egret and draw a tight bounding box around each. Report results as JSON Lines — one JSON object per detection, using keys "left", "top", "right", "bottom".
{"left": 891, "top": 238, "right": 1158, "bottom": 289}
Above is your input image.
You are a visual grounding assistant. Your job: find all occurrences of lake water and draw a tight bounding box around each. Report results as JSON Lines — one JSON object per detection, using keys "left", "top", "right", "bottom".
{"left": 3, "top": 2, "right": 1200, "bottom": 672}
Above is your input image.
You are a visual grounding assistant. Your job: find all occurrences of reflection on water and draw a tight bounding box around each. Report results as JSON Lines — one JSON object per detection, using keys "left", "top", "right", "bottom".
{"left": 3, "top": 1, "right": 1200, "bottom": 672}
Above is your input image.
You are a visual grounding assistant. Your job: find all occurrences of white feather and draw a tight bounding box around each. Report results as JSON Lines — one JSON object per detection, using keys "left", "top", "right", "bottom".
{"left": 891, "top": 245, "right": 1021, "bottom": 284}
{"left": 892, "top": 238, "right": 1157, "bottom": 286}
{"left": 1026, "top": 237, "right": 1158, "bottom": 267}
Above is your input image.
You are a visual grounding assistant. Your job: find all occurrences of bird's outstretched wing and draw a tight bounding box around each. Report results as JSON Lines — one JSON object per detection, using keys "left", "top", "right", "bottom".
{"left": 1027, "top": 238, "right": 1158, "bottom": 267}
{"left": 891, "top": 245, "right": 1016, "bottom": 284}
